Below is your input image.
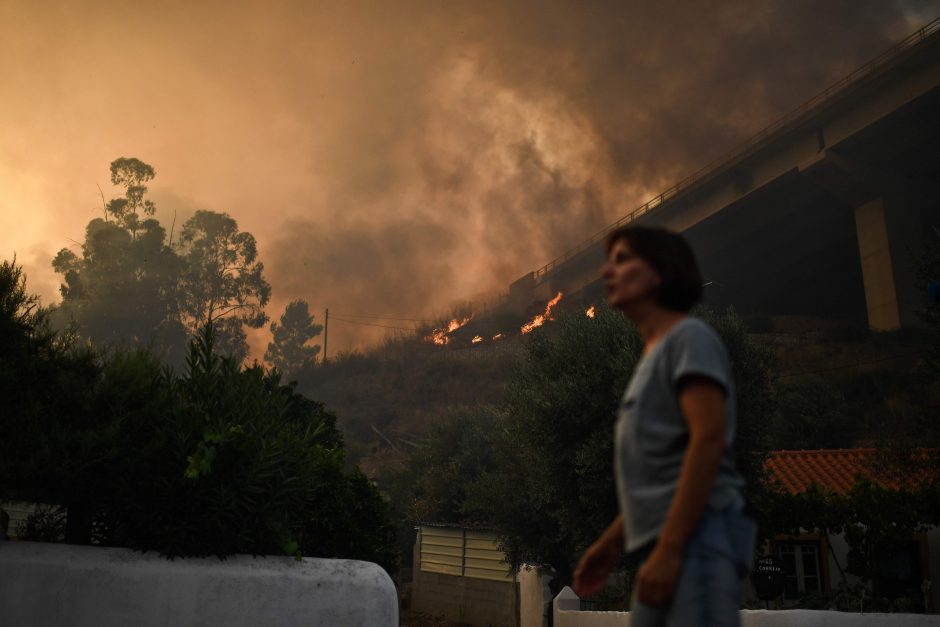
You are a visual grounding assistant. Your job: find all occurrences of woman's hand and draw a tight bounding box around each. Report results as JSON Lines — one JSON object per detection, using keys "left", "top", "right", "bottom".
{"left": 573, "top": 537, "right": 620, "bottom": 598}
{"left": 636, "top": 544, "right": 683, "bottom": 607}
{"left": 574, "top": 516, "right": 624, "bottom": 597}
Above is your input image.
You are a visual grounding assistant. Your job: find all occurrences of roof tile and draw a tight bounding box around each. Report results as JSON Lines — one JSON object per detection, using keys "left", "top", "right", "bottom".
{"left": 763, "top": 448, "right": 936, "bottom": 495}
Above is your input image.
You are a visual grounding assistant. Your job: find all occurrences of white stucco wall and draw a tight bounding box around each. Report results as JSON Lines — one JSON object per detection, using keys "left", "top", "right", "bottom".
{"left": 553, "top": 587, "right": 940, "bottom": 627}
{"left": 824, "top": 532, "right": 864, "bottom": 590}
{"left": 0, "top": 541, "right": 397, "bottom": 627}
{"left": 518, "top": 564, "right": 554, "bottom": 627}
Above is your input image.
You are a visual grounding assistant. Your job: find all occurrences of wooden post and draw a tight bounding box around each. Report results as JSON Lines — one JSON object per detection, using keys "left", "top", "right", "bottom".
{"left": 322, "top": 308, "right": 329, "bottom": 364}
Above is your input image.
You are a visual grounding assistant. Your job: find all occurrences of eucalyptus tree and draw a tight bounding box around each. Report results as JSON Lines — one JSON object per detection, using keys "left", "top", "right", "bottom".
{"left": 52, "top": 158, "right": 185, "bottom": 362}
{"left": 177, "top": 210, "right": 271, "bottom": 362}
{"left": 52, "top": 158, "right": 272, "bottom": 363}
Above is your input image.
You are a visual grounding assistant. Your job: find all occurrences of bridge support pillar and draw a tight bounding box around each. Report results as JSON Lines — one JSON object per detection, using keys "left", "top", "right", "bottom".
{"left": 854, "top": 197, "right": 902, "bottom": 331}
{"left": 852, "top": 189, "right": 927, "bottom": 331}
{"left": 806, "top": 150, "right": 927, "bottom": 331}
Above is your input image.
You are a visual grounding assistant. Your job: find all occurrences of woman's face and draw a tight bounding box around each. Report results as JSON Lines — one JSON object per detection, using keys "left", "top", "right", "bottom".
{"left": 603, "top": 238, "right": 662, "bottom": 312}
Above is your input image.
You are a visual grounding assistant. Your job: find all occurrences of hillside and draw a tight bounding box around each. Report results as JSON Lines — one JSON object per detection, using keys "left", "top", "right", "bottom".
{"left": 293, "top": 312, "right": 936, "bottom": 481}
{"left": 293, "top": 337, "right": 522, "bottom": 477}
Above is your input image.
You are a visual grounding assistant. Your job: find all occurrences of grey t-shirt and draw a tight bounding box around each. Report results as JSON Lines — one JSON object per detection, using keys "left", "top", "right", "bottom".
{"left": 614, "top": 316, "right": 745, "bottom": 552}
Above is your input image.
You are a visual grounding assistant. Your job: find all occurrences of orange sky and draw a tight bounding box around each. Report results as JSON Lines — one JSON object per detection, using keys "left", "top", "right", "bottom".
{"left": 1, "top": 1, "right": 932, "bottom": 357}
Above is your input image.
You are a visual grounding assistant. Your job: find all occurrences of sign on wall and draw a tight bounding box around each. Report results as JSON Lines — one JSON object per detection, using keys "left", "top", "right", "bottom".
{"left": 751, "top": 555, "right": 787, "bottom": 601}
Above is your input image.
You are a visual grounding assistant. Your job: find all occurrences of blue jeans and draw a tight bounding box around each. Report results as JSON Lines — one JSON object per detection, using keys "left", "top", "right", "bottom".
{"left": 629, "top": 505, "right": 756, "bottom": 627}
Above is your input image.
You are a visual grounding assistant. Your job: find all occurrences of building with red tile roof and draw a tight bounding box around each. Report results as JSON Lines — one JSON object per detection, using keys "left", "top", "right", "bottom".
{"left": 764, "top": 448, "right": 937, "bottom": 495}
{"left": 759, "top": 449, "right": 940, "bottom": 610}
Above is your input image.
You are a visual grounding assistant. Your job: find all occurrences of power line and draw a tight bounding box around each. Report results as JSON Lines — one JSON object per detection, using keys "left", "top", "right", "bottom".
{"left": 328, "top": 316, "right": 418, "bottom": 332}
{"left": 331, "top": 312, "right": 438, "bottom": 323}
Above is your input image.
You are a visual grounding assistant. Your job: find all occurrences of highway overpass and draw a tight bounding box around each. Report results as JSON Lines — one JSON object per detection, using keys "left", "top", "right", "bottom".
{"left": 504, "top": 17, "right": 940, "bottom": 332}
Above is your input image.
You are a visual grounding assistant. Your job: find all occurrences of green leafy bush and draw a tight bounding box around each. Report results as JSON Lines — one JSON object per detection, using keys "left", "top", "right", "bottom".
{"left": 15, "top": 505, "right": 67, "bottom": 543}
{"left": 469, "top": 305, "right": 642, "bottom": 583}
{"left": 0, "top": 260, "right": 396, "bottom": 570}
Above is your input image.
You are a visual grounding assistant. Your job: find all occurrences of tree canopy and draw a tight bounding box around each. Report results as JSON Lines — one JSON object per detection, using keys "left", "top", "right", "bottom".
{"left": 52, "top": 161, "right": 184, "bottom": 360}
{"left": 178, "top": 210, "right": 271, "bottom": 361}
{"left": 105, "top": 157, "right": 157, "bottom": 236}
{"left": 265, "top": 299, "right": 323, "bottom": 377}
{"left": 0, "top": 259, "right": 396, "bottom": 569}
{"left": 392, "top": 305, "right": 776, "bottom": 587}
{"left": 51, "top": 157, "right": 270, "bottom": 363}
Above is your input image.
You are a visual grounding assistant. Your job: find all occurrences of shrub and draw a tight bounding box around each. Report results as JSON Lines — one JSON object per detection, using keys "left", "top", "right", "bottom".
{"left": 102, "top": 328, "right": 395, "bottom": 569}
{"left": 15, "top": 505, "right": 67, "bottom": 543}
{"left": 0, "top": 260, "right": 396, "bottom": 571}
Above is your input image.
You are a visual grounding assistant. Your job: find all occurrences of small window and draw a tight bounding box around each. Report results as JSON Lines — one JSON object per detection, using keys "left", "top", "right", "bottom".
{"left": 777, "top": 541, "right": 822, "bottom": 600}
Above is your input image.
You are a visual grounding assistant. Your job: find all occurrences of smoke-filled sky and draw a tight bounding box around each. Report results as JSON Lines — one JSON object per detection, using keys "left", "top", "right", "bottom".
{"left": 1, "top": 0, "right": 935, "bottom": 356}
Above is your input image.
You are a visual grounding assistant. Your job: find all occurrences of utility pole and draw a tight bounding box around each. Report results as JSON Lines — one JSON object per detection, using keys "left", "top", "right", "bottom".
{"left": 322, "top": 308, "right": 329, "bottom": 364}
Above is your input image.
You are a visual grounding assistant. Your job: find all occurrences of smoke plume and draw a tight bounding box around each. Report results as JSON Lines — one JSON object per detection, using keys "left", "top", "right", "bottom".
{"left": 0, "top": 0, "right": 933, "bottom": 354}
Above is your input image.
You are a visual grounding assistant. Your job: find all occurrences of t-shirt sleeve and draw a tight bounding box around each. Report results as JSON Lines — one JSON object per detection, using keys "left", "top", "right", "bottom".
{"left": 669, "top": 322, "right": 731, "bottom": 395}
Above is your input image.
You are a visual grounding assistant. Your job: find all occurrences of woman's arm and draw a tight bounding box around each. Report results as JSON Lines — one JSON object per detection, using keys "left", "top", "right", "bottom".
{"left": 636, "top": 375, "right": 727, "bottom": 606}
{"left": 573, "top": 514, "right": 624, "bottom": 597}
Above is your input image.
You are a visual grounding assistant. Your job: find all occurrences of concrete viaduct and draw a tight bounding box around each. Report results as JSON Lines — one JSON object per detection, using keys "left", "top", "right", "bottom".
{"left": 502, "top": 18, "right": 940, "bottom": 333}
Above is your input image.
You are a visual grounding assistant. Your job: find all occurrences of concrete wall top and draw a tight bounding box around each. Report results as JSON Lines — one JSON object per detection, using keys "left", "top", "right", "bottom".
{"left": 553, "top": 587, "right": 940, "bottom": 627}
{"left": 0, "top": 541, "right": 397, "bottom": 627}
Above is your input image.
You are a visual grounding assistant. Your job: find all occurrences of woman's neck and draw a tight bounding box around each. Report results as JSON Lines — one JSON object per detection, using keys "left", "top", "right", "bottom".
{"left": 630, "top": 304, "right": 687, "bottom": 355}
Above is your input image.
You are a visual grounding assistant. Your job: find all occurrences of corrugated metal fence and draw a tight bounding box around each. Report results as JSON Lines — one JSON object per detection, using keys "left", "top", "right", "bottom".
{"left": 418, "top": 526, "right": 514, "bottom": 582}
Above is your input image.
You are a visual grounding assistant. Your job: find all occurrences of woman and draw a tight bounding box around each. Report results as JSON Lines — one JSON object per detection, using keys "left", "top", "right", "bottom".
{"left": 573, "top": 226, "right": 754, "bottom": 626}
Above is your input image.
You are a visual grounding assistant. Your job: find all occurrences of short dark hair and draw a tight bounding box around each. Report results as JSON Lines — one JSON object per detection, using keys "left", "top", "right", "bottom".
{"left": 605, "top": 225, "right": 703, "bottom": 312}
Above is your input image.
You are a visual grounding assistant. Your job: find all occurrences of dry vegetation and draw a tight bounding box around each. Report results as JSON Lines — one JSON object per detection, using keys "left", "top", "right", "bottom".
{"left": 293, "top": 332, "right": 523, "bottom": 477}
{"left": 295, "top": 312, "right": 936, "bottom": 484}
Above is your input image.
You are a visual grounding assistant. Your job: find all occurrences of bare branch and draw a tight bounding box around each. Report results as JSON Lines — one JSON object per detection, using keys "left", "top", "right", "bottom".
{"left": 96, "top": 183, "right": 107, "bottom": 221}
{"left": 168, "top": 209, "right": 177, "bottom": 248}
{"left": 215, "top": 303, "right": 251, "bottom": 319}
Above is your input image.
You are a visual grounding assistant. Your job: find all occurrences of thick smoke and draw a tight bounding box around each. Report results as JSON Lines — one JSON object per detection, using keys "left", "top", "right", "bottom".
{"left": 0, "top": 0, "right": 933, "bottom": 354}
{"left": 267, "top": 0, "right": 931, "bottom": 352}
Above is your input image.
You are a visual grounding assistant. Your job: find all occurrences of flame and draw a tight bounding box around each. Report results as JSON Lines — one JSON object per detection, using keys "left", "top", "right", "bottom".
{"left": 447, "top": 318, "right": 469, "bottom": 332}
{"left": 492, "top": 333, "right": 503, "bottom": 341}
{"left": 521, "top": 292, "right": 563, "bottom": 334}
{"left": 586, "top": 305, "right": 596, "bottom": 318}
{"left": 426, "top": 316, "right": 473, "bottom": 345}
{"left": 472, "top": 335, "right": 483, "bottom": 344}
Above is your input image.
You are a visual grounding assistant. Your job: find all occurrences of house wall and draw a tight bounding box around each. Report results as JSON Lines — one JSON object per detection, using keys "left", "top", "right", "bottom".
{"left": 826, "top": 529, "right": 940, "bottom": 611}
{"left": 824, "top": 532, "right": 864, "bottom": 591}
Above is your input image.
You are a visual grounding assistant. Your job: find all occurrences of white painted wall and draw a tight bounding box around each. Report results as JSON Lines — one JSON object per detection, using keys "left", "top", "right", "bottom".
{"left": 553, "top": 587, "right": 940, "bottom": 627}
{"left": 0, "top": 541, "right": 397, "bottom": 627}
{"left": 518, "top": 564, "right": 553, "bottom": 627}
